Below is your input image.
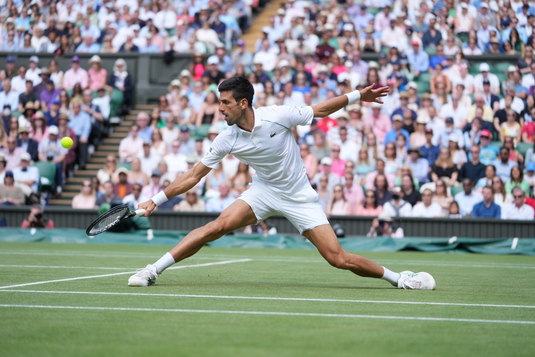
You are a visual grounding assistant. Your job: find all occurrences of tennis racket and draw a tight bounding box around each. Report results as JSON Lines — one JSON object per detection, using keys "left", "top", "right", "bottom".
{"left": 86, "top": 204, "right": 146, "bottom": 236}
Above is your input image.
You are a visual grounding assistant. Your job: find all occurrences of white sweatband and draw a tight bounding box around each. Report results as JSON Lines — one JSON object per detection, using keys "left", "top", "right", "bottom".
{"left": 345, "top": 90, "right": 361, "bottom": 104}
{"left": 151, "top": 191, "right": 168, "bottom": 206}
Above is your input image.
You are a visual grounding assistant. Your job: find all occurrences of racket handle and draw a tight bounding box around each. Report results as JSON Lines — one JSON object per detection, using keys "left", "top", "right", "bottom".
{"left": 134, "top": 209, "right": 146, "bottom": 217}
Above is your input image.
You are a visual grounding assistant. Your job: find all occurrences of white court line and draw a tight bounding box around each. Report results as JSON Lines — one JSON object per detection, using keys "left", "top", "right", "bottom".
{"left": 0, "top": 304, "right": 533, "bottom": 325}
{"left": 1, "top": 250, "right": 535, "bottom": 269}
{"left": 0, "top": 259, "right": 251, "bottom": 290}
{"left": 1, "top": 289, "right": 533, "bottom": 309}
{"left": 0, "top": 265, "right": 140, "bottom": 271}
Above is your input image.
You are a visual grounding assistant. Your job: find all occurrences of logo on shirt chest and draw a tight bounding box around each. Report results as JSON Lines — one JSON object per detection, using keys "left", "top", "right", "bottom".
{"left": 270, "top": 132, "right": 277, "bottom": 138}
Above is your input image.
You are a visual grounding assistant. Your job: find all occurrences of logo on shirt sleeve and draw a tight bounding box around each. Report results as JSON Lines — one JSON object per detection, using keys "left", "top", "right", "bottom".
{"left": 270, "top": 132, "right": 277, "bottom": 138}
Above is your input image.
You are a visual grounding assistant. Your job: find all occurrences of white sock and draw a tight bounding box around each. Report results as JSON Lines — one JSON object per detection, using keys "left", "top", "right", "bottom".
{"left": 381, "top": 267, "right": 400, "bottom": 286}
{"left": 153, "top": 252, "right": 175, "bottom": 274}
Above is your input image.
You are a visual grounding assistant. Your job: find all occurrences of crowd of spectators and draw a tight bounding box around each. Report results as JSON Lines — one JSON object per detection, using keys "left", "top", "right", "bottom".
{"left": 0, "top": 53, "right": 133, "bottom": 201}
{"left": 1, "top": 0, "right": 535, "bottom": 222}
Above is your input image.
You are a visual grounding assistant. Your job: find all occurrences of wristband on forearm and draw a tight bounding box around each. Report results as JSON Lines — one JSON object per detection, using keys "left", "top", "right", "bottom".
{"left": 345, "top": 90, "right": 361, "bottom": 104}
{"left": 151, "top": 191, "right": 168, "bottom": 206}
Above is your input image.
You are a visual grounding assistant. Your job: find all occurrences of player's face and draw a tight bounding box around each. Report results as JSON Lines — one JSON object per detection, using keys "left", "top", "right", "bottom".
{"left": 219, "top": 91, "right": 246, "bottom": 126}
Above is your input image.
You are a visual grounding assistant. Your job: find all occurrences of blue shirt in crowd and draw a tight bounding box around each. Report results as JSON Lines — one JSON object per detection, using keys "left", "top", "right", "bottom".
{"left": 472, "top": 201, "right": 501, "bottom": 219}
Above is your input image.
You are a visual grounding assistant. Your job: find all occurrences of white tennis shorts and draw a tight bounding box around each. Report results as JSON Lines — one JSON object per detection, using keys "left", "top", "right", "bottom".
{"left": 238, "top": 181, "right": 329, "bottom": 234}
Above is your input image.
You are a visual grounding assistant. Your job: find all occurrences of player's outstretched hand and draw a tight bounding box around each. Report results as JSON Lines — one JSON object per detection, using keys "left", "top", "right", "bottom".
{"left": 359, "top": 84, "right": 389, "bottom": 104}
{"left": 137, "top": 200, "right": 157, "bottom": 217}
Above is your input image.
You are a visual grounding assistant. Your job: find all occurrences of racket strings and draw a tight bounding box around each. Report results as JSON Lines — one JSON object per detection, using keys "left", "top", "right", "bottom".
{"left": 88, "top": 207, "right": 129, "bottom": 234}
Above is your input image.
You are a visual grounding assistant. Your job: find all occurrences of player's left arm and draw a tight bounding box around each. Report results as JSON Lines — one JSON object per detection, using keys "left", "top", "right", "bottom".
{"left": 312, "top": 84, "right": 389, "bottom": 118}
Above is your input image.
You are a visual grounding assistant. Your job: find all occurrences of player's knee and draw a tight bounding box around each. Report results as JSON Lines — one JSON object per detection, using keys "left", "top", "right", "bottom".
{"left": 203, "top": 221, "right": 227, "bottom": 240}
{"left": 325, "top": 252, "right": 349, "bottom": 270}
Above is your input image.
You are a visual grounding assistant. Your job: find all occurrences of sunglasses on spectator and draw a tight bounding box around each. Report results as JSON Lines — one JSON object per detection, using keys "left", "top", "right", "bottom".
{"left": 514, "top": 194, "right": 524, "bottom": 199}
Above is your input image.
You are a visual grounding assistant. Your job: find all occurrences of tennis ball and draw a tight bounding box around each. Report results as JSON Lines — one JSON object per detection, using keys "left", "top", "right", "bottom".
{"left": 61, "top": 136, "right": 73, "bottom": 149}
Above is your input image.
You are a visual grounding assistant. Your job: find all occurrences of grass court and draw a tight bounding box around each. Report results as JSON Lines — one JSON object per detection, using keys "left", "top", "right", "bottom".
{"left": 0, "top": 241, "right": 534, "bottom": 357}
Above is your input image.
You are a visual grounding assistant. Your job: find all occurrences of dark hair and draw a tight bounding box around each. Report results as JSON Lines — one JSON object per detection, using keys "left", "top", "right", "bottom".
{"left": 218, "top": 76, "right": 254, "bottom": 107}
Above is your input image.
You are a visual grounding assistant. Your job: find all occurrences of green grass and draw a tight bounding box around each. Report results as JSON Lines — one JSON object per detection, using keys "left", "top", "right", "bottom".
{"left": 0, "top": 242, "right": 534, "bottom": 357}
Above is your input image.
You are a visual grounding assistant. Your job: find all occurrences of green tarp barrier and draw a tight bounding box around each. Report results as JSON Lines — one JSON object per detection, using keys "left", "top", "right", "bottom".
{"left": 1, "top": 228, "right": 534, "bottom": 255}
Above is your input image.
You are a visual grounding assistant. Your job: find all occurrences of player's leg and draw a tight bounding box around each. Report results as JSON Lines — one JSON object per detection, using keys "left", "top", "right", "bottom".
{"left": 168, "top": 199, "right": 257, "bottom": 262}
{"left": 303, "top": 224, "right": 436, "bottom": 290}
{"left": 128, "top": 199, "right": 257, "bottom": 286}
{"left": 302, "top": 224, "right": 385, "bottom": 278}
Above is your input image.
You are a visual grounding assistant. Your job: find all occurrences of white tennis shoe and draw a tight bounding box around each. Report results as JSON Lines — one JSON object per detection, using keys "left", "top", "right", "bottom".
{"left": 397, "top": 271, "right": 436, "bottom": 290}
{"left": 128, "top": 264, "right": 159, "bottom": 287}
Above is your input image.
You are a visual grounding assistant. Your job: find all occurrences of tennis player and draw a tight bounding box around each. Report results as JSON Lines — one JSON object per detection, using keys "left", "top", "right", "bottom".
{"left": 129, "top": 77, "right": 436, "bottom": 290}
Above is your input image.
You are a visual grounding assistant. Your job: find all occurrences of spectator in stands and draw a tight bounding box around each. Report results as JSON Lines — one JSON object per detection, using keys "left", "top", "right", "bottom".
{"left": 354, "top": 190, "right": 382, "bottom": 217}
{"left": 373, "top": 173, "right": 393, "bottom": 207}
{"left": 126, "top": 157, "right": 149, "bottom": 186}
{"left": 438, "top": 117, "right": 464, "bottom": 147}
{"left": 411, "top": 188, "right": 443, "bottom": 217}
{"left": 299, "top": 143, "right": 318, "bottom": 180}
{"left": 119, "top": 124, "right": 144, "bottom": 163}
{"left": 459, "top": 145, "right": 486, "bottom": 184}
{"left": 12, "top": 151, "right": 39, "bottom": 195}
{"left": 342, "top": 171, "right": 364, "bottom": 209}
{"left": 40, "top": 79, "right": 60, "bottom": 112}
{"left": 385, "top": 114, "right": 409, "bottom": 147}
{"left": 18, "top": 80, "right": 39, "bottom": 113}
{"left": 106, "top": 58, "right": 133, "bottom": 117}
{"left": 478, "top": 129, "right": 499, "bottom": 165}
{"left": 448, "top": 200, "right": 462, "bottom": 218}
{"left": 177, "top": 126, "right": 195, "bottom": 156}
{"left": 141, "top": 169, "right": 163, "bottom": 200}
{"left": 123, "top": 183, "right": 145, "bottom": 209}
{"left": 38, "top": 125, "right": 67, "bottom": 193}
{"left": 405, "top": 147, "right": 430, "bottom": 184}
{"left": 11, "top": 64, "right": 27, "bottom": 91}
{"left": 68, "top": 99, "right": 91, "bottom": 169}
{"left": 206, "top": 182, "right": 235, "bottom": 213}
{"left": 363, "top": 103, "right": 391, "bottom": 143}
{"left": 313, "top": 157, "right": 340, "bottom": 192}
{"left": 173, "top": 187, "right": 205, "bottom": 212}
{"left": 164, "top": 139, "right": 188, "bottom": 179}
{"left": 138, "top": 141, "right": 160, "bottom": 177}
{"left": 499, "top": 109, "right": 522, "bottom": 143}
{"left": 20, "top": 205, "right": 55, "bottom": 228}
{"left": 72, "top": 180, "right": 97, "bottom": 209}
{"left": 63, "top": 56, "right": 88, "bottom": 91}
{"left": 114, "top": 167, "right": 133, "bottom": 200}
{"left": 367, "top": 213, "right": 404, "bottom": 238}
{"left": 493, "top": 147, "right": 518, "bottom": 183}
{"left": 0, "top": 171, "right": 25, "bottom": 205}
{"left": 96, "top": 155, "right": 117, "bottom": 187}
{"left": 420, "top": 128, "right": 440, "bottom": 166}
{"left": 477, "top": 164, "right": 499, "bottom": 192}
{"left": 400, "top": 173, "right": 421, "bottom": 207}
{"left": 431, "top": 148, "right": 459, "bottom": 187}
{"left": 472, "top": 185, "right": 501, "bottom": 219}
{"left": 474, "top": 63, "right": 500, "bottom": 95}
{"left": 96, "top": 180, "right": 121, "bottom": 207}
{"left": 355, "top": 148, "right": 375, "bottom": 180}
{"left": 454, "top": 178, "right": 483, "bottom": 216}
{"left": 502, "top": 186, "right": 535, "bottom": 220}
{"left": 88, "top": 55, "right": 107, "bottom": 92}
{"left": 0, "top": 153, "right": 6, "bottom": 183}
{"left": 0, "top": 80, "right": 19, "bottom": 113}
{"left": 382, "top": 186, "right": 412, "bottom": 218}
{"left": 16, "top": 126, "right": 38, "bottom": 162}
{"left": 2, "top": 136, "right": 25, "bottom": 171}
{"left": 325, "top": 184, "right": 353, "bottom": 216}
{"left": 406, "top": 40, "right": 429, "bottom": 78}
{"left": 329, "top": 144, "right": 346, "bottom": 178}
{"left": 230, "top": 162, "right": 253, "bottom": 196}
{"left": 505, "top": 165, "right": 530, "bottom": 195}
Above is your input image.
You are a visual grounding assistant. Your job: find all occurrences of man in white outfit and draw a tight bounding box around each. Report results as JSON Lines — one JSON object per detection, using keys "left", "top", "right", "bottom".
{"left": 129, "top": 77, "right": 436, "bottom": 290}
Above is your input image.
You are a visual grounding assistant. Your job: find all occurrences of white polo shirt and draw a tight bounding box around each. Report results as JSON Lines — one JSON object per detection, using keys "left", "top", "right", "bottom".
{"left": 202, "top": 105, "right": 315, "bottom": 201}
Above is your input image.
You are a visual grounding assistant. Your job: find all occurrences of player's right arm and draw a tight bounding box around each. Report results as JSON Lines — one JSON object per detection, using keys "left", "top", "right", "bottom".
{"left": 138, "top": 128, "right": 232, "bottom": 216}
{"left": 138, "top": 162, "right": 212, "bottom": 216}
